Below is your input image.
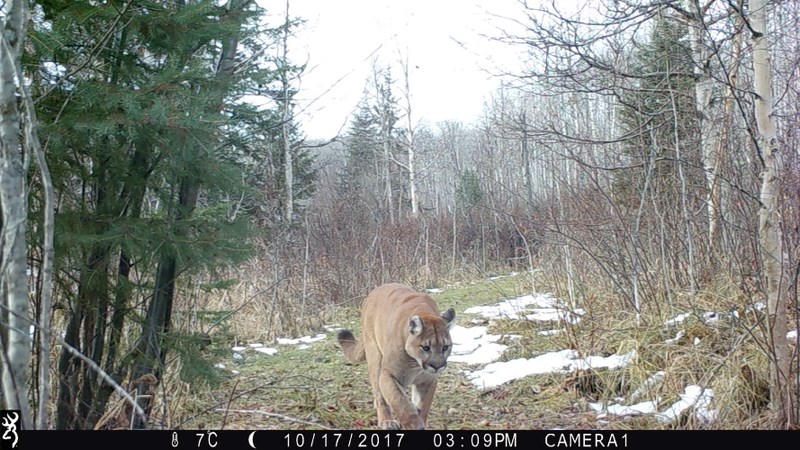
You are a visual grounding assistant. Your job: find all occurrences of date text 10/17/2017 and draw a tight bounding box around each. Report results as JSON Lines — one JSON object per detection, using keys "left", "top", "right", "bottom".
{"left": 281, "top": 432, "right": 521, "bottom": 449}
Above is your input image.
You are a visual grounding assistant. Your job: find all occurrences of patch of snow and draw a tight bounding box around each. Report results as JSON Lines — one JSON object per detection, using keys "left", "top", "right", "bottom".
{"left": 590, "top": 400, "right": 659, "bottom": 417}
{"left": 277, "top": 333, "right": 326, "bottom": 345}
{"left": 449, "top": 325, "right": 508, "bottom": 365}
{"left": 233, "top": 353, "right": 244, "bottom": 361}
{"left": 665, "top": 330, "right": 685, "bottom": 344}
{"left": 538, "top": 329, "right": 563, "bottom": 336}
{"left": 629, "top": 371, "right": 665, "bottom": 403}
{"left": 787, "top": 330, "right": 797, "bottom": 340}
{"left": 231, "top": 346, "right": 246, "bottom": 352}
{"left": 588, "top": 402, "right": 605, "bottom": 412}
{"left": 656, "top": 385, "right": 715, "bottom": 424}
{"left": 426, "top": 288, "right": 443, "bottom": 293}
{"left": 463, "top": 349, "right": 636, "bottom": 390}
{"left": 323, "top": 324, "right": 343, "bottom": 332}
{"left": 306, "top": 333, "right": 326, "bottom": 342}
{"left": 214, "top": 363, "right": 226, "bottom": 369}
{"left": 665, "top": 311, "right": 723, "bottom": 326}
{"left": 451, "top": 324, "right": 488, "bottom": 343}
{"left": 664, "top": 313, "right": 691, "bottom": 326}
{"left": 695, "top": 393, "right": 717, "bottom": 422}
{"left": 249, "top": 343, "right": 264, "bottom": 348}
{"left": 464, "top": 293, "right": 559, "bottom": 319}
{"left": 297, "top": 344, "right": 310, "bottom": 350}
{"left": 524, "top": 308, "right": 584, "bottom": 324}
{"left": 488, "top": 272, "right": 520, "bottom": 281}
{"left": 254, "top": 347, "right": 278, "bottom": 356}
{"left": 231, "top": 370, "right": 240, "bottom": 375}
{"left": 609, "top": 401, "right": 659, "bottom": 416}
{"left": 578, "top": 352, "right": 636, "bottom": 371}
{"left": 450, "top": 343, "right": 507, "bottom": 365}
{"left": 693, "top": 337, "right": 701, "bottom": 346}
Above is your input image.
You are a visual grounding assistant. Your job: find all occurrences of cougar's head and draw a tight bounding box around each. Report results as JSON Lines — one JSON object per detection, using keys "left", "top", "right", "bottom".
{"left": 406, "top": 308, "right": 456, "bottom": 374}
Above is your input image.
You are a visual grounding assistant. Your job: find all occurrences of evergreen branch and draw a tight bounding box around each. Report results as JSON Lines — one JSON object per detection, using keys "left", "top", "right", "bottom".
{"left": 33, "top": 1, "right": 134, "bottom": 105}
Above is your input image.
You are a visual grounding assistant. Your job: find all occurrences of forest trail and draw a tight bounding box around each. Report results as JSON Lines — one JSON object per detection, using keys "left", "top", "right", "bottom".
{"left": 182, "top": 273, "right": 749, "bottom": 431}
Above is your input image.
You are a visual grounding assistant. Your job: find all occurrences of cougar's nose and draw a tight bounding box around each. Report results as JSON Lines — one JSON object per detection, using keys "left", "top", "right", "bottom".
{"left": 430, "top": 362, "right": 447, "bottom": 372}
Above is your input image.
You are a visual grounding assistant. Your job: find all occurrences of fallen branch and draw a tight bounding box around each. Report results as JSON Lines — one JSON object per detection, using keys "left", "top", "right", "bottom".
{"left": 214, "top": 408, "right": 331, "bottom": 429}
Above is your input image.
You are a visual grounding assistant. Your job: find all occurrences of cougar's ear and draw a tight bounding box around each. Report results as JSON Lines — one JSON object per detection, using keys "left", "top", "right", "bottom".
{"left": 409, "top": 315, "right": 423, "bottom": 335}
{"left": 441, "top": 308, "right": 456, "bottom": 329}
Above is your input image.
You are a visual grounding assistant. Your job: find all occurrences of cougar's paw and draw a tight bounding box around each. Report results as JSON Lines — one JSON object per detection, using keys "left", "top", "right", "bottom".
{"left": 380, "top": 420, "right": 401, "bottom": 430}
{"left": 402, "top": 416, "right": 425, "bottom": 430}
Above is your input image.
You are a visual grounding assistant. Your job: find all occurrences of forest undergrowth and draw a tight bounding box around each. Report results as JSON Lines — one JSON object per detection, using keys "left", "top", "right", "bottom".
{"left": 142, "top": 267, "right": 792, "bottom": 430}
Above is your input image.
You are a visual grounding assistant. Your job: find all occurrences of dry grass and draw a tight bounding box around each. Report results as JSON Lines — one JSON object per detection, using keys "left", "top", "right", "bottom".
{"left": 150, "top": 269, "right": 793, "bottom": 430}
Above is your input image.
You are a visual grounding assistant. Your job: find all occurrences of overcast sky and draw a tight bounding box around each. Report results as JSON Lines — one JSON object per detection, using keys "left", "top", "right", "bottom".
{"left": 255, "top": 0, "right": 527, "bottom": 140}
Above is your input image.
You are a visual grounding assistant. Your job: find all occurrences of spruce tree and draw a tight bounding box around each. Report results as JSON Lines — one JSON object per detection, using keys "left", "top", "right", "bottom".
{"left": 614, "top": 15, "right": 699, "bottom": 207}
{"left": 26, "top": 0, "right": 286, "bottom": 428}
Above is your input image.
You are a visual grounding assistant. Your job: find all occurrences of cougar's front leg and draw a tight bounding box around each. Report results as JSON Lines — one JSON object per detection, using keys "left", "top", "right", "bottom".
{"left": 411, "top": 378, "right": 438, "bottom": 428}
{"left": 366, "top": 351, "right": 397, "bottom": 429}
{"left": 378, "top": 370, "right": 424, "bottom": 430}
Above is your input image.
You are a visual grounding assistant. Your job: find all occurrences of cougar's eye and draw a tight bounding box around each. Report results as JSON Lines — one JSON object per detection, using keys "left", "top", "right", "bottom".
{"left": 422, "top": 345, "right": 431, "bottom": 352}
{"left": 442, "top": 345, "right": 449, "bottom": 352}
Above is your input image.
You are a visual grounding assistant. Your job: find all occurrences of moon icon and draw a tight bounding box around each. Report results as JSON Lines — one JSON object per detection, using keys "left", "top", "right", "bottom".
{"left": 248, "top": 431, "right": 257, "bottom": 449}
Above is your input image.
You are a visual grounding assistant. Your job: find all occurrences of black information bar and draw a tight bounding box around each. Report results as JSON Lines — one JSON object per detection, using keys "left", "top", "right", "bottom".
{"left": 14, "top": 429, "right": 796, "bottom": 450}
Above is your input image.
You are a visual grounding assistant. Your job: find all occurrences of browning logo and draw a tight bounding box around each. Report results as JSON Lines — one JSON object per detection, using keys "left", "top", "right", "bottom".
{"left": 0, "top": 411, "right": 19, "bottom": 449}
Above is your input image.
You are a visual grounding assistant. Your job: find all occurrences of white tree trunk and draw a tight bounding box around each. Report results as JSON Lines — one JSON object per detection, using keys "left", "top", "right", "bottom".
{"left": 750, "top": 0, "right": 794, "bottom": 425}
{"left": 0, "top": 0, "right": 32, "bottom": 429}
{"left": 383, "top": 124, "right": 394, "bottom": 224}
{"left": 400, "top": 56, "right": 418, "bottom": 217}
{"left": 409, "top": 145, "right": 418, "bottom": 217}
{"left": 281, "top": 0, "right": 294, "bottom": 223}
{"left": 685, "top": 1, "right": 721, "bottom": 255}
{"left": 10, "top": 14, "right": 55, "bottom": 429}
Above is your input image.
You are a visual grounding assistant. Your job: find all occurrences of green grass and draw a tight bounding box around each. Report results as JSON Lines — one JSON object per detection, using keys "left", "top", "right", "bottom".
{"left": 165, "top": 271, "right": 780, "bottom": 430}
{"left": 172, "top": 273, "right": 552, "bottom": 430}
{"left": 431, "top": 274, "right": 535, "bottom": 315}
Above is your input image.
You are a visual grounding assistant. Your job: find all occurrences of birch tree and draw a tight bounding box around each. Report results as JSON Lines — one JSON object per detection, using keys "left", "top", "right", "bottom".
{"left": 749, "top": 0, "right": 795, "bottom": 426}
{"left": 375, "top": 67, "right": 399, "bottom": 223}
{"left": 398, "top": 54, "right": 419, "bottom": 217}
{"left": 681, "top": 0, "right": 722, "bottom": 255}
{"left": 0, "top": 0, "right": 32, "bottom": 429}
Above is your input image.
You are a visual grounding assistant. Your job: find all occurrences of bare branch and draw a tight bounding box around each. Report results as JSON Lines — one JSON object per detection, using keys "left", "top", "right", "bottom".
{"left": 215, "top": 408, "right": 332, "bottom": 429}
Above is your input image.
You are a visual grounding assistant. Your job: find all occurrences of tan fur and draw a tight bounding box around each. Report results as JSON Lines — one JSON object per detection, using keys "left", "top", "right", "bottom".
{"left": 337, "top": 283, "right": 456, "bottom": 430}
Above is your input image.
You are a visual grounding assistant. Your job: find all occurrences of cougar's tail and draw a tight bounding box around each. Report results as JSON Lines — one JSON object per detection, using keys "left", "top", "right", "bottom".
{"left": 337, "top": 329, "right": 365, "bottom": 364}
